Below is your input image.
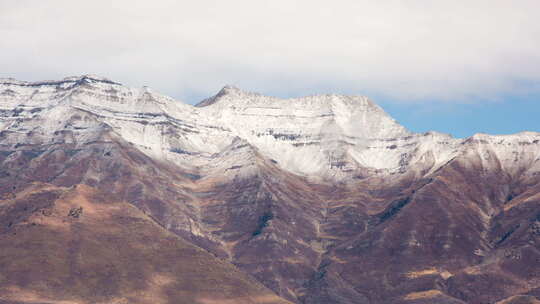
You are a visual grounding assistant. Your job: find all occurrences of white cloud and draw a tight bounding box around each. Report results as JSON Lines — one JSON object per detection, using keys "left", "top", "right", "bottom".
{"left": 1, "top": 0, "right": 539, "bottom": 103}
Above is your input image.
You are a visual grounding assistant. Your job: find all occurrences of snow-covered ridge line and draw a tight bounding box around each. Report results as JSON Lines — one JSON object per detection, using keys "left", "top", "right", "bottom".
{"left": 196, "top": 84, "right": 388, "bottom": 108}
{"left": 1, "top": 74, "right": 539, "bottom": 180}
{"left": 0, "top": 75, "right": 120, "bottom": 87}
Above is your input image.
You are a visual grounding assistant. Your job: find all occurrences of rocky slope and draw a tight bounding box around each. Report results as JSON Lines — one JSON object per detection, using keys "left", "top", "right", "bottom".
{"left": 0, "top": 75, "right": 539, "bottom": 303}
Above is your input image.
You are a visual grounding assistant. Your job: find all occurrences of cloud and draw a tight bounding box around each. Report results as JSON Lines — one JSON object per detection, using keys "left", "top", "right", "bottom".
{"left": 1, "top": 0, "right": 539, "bottom": 103}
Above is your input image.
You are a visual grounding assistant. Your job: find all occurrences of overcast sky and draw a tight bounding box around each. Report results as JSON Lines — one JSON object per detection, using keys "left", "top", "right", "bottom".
{"left": 1, "top": 1, "right": 539, "bottom": 137}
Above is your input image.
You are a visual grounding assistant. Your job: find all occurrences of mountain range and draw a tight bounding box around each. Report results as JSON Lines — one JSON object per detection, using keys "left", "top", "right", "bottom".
{"left": 1, "top": 75, "right": 539, "bottom": 304}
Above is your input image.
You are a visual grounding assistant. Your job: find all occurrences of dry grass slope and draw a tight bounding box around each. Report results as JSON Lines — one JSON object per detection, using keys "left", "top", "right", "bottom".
{"left": 0, "top": 183, "right": 290, "bottom": 304}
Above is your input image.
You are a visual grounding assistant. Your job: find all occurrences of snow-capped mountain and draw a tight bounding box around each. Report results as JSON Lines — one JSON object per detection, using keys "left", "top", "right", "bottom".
{"left": 1, "top": 75, "right": 540, "bottom": 304}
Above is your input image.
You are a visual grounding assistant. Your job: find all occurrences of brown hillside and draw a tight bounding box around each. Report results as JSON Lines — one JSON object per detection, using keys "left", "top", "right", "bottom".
{"left": 0, "top": 183, "right": 290, "bottom": 304}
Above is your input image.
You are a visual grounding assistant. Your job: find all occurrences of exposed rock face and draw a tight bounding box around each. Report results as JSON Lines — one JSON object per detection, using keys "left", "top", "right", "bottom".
{"left": 1, "top": 75, "right": 539, "bottom": 303}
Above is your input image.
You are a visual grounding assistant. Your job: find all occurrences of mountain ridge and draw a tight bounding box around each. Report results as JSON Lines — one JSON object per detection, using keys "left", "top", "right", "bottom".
{"left": 2, "top": 74, "right": 537, "bottom": 138}
{"left": 4, "top": 75, "right": 537, "bottom": 181}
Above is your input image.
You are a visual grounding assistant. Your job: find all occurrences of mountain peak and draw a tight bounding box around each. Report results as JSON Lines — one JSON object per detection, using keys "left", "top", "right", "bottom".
{"left": 63, "top": 74, "right": 120, "bottom": 85}
{"left": 221, "top": 84, "right": 242, "bottom": 92}
{"left": 196, "top": 85, "right": 257, "bottom": 107}
{"left": 196, "top": 86, "right": 379, "bottom": 110}
{"left": 215, "top": 85, "right": 256, "bottom": 98}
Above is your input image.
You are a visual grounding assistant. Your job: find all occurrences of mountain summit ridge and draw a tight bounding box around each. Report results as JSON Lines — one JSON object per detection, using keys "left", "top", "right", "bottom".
{"left": 1, "top": 75, "right": 539, "bottom": 180}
